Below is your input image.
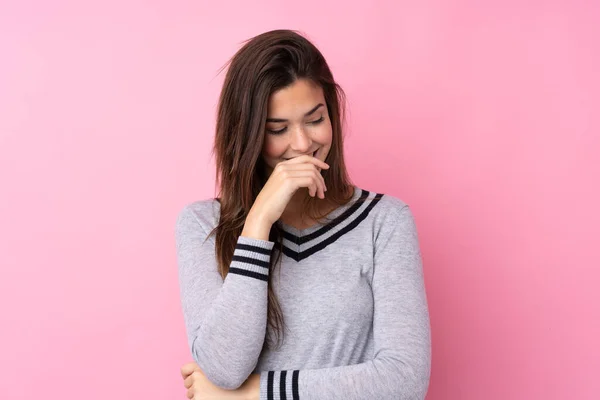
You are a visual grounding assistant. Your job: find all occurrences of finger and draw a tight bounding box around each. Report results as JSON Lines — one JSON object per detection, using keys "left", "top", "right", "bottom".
{"left": 277, "top": 161, "right": 327, "bottom": 195}
{"left": 180, "top": 362, "right": 200, "bottom": 379}
{"left": 315, "top": 169, "right": 327, "bottom": 197}
{"left": 276, "top": 163, "right": 323, "bottom": 173}
{"left": 283, "top": 154, "right": 329, "bottom": 169}
{"left": 308, "top": 168, "right": 326, "bottom": 198}
{"left": 299, "top": 176, "right": 319, "bottom": 197}
{"left": 183, "top": 374, "right": 194, "bottom": 389}
{"left": 310, "top": 170, "right": 324, "bottom": 199}
{"left": 281, "top": 172, "right": 319, "bottom": 196}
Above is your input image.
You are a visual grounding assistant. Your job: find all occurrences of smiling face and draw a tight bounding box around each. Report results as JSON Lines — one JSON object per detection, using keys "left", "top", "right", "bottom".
{"left": 261, "top": 79, "right": 332, "bottom": 175}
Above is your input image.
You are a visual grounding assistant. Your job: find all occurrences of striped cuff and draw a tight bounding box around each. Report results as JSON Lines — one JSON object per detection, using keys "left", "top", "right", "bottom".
{"left": 260, "top": 370, "right": 300, "bottom": 400}
{"left": 227, "top": 236, "right": 274, "bottom": 282}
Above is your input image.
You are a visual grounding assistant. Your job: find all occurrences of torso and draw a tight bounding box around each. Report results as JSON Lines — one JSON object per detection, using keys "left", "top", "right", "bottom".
{"left": 253, "top": 185, "right": 385, "bottom": 371}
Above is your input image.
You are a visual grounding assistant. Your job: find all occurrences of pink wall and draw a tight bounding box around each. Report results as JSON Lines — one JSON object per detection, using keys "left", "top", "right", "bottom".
{"left": 1, "top": 1, "right": 598, "bottom": 399}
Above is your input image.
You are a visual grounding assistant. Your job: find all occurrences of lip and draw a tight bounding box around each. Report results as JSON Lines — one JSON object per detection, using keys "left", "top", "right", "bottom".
{"left": 283, "top": 148, "right": 319, "bottom": 161}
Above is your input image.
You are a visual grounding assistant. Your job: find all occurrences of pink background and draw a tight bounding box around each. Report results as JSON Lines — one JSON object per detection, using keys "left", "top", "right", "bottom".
{"left": 1, "top": 1, "right": 598, "bottom": 399}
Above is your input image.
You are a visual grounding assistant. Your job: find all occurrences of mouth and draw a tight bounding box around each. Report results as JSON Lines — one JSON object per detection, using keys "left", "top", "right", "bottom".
{"left": 283, "top": 148, "right": 319, "bottom": 161}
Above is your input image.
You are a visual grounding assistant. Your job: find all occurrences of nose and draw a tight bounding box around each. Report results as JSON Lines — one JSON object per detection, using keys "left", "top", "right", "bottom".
{"left": 289, "top": 125, "right": 312, "bottom": 153}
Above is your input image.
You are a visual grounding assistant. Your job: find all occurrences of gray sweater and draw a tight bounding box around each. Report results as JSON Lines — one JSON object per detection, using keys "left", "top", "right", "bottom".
{"left": 175, "top": 185, "right": 431, "bottom": 400}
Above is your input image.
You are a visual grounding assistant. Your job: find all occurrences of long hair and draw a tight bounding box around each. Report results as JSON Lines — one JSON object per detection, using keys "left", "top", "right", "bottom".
{"left": 208, "top": 29, "right": 358, "bottom": 350}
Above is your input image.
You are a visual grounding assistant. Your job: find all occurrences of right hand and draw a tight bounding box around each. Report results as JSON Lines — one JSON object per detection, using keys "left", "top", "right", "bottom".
{"left": 250, "top": 155, "right": 330, "bottom": 226}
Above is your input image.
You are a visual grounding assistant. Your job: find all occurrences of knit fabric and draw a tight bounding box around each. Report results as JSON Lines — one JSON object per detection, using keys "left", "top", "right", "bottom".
{"left": 175, "top": 185, "right": 431, "bottom": 399}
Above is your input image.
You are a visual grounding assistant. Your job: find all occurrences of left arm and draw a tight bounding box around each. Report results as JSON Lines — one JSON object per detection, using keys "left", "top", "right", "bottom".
{"left": 258, "top": 205, "right": 431, "bottom": 400}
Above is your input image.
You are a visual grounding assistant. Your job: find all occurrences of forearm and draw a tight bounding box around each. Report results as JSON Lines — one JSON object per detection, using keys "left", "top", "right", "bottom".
{"left": 189, "top": 274, "right": 267, "bottom": 388}
{"left": 186, "top": 237, "right": 272, "bottom": 388}
{"left": 177, "top": 206, "right": 275, "bottom": 389}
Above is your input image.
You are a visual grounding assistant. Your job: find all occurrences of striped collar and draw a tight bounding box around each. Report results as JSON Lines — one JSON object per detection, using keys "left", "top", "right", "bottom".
{"left": 275, "top": 186, "right": 384, "bottom": 262}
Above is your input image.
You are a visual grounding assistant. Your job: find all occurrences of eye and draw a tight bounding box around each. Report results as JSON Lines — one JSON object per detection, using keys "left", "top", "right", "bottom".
{"left": 267, "top": 127, "right": 287, "bottom": 135}
{"left": 308, "top": 116, "right": 324, "bottom": 125}
{"left": 266, "top": 116, "right": 323, "bottom": 135}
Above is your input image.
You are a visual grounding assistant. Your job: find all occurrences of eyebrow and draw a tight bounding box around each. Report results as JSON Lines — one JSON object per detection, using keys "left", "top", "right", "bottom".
{"left": 266, "top": 103, "right": 324, "bottom": 123}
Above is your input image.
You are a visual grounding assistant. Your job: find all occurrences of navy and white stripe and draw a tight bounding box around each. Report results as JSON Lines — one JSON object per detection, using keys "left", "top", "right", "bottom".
{"left": 277, "top": 189, "right": 384, "bottom": 262}
{"left": 227, "top": 237, "right": 273, "bottom": 281}
{"left": 264, "top": 370, "right": 300, "bottom": 400}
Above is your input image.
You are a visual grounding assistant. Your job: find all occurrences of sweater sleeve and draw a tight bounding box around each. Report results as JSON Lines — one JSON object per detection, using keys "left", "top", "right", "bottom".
{"left": 258, "top": 205, "right": 431, "bottom": 400}
{"left": 175, "top": 204, "right": 275, "bottom": 390}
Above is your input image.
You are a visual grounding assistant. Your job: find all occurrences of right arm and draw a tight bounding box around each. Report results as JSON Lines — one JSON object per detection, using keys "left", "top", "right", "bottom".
{"left": 176, "top": 154, "right": 329, "bottom": 391}
{"left": 175, "top": 206, "right": 274, "bottom": 390}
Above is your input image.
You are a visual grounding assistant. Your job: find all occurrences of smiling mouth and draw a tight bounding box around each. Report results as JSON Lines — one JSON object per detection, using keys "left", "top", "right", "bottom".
{"left": 283, "top": 149, "right": 318, "bottom": 161}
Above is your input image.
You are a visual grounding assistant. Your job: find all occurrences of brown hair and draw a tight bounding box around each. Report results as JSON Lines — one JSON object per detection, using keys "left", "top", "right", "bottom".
{"left": 207, "top": 29, "right": 359, "bottom": 349}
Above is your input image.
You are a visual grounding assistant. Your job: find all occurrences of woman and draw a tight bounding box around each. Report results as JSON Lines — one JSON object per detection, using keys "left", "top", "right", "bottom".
{"left": 175, "top": 29, "right": 431, "bottom": 400}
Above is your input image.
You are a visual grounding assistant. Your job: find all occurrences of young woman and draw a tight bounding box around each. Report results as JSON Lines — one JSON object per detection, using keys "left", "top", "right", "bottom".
{"left": 175, "top": 29, "right": 431, "bottom": 400}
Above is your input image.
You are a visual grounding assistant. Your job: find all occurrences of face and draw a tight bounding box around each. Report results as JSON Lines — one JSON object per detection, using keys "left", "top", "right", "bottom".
{"left": 261, "top": 79, "right": 332, "bottom": 174}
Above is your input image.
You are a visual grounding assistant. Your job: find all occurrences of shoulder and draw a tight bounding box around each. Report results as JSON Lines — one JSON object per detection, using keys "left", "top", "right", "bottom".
{"left": 361, "top": 186, "right": 412, "bottom": 222}
{"left": 175, "top": 198, "right": 220, "bottom": 239}
{"left": 376, "top": 191, "right": 409, "bottom": 214}
{"left": 360, "top": 187, "right": 418, "bottom": 240}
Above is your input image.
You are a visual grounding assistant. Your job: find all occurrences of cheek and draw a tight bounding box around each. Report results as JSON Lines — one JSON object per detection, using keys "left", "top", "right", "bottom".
{"left": 317, "top": 121, "right": 333, "bottom": 144}
{"left": 262, "top": 137, "right": 284, "bottom": 158}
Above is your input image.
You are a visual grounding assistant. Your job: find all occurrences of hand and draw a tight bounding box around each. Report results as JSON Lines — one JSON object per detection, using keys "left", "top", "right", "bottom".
{"left": 252, "top": 154, "right": 330, "bottom": 226}
{"left": 180, "top": 362, "right": 233, "bottom": 400}
{"left": 180, "top": 362, "right": 259, "bottom": 400}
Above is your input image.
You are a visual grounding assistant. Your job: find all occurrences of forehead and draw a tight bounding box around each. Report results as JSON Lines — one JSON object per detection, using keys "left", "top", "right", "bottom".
{"left": 267, "top": 79, "right": 326, "bottom": 116}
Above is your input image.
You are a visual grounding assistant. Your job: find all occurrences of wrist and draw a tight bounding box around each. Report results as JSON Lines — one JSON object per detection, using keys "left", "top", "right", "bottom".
{"left": 240, "top": 373, "right": 260, "bottom": 400}
{"left": 242, "top": 212, "right": 272, "bottom": 241}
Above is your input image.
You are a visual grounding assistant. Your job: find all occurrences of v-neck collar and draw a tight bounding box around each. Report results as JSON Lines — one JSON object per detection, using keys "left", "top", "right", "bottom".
{"left": 274, "top": 185, "right": 384, "bottom": 262}
{"left": 213, "top": 185, "right": 384, "bottom": 262}
{"left": 275, "top": 184, "right": 362, "bottom": 237}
